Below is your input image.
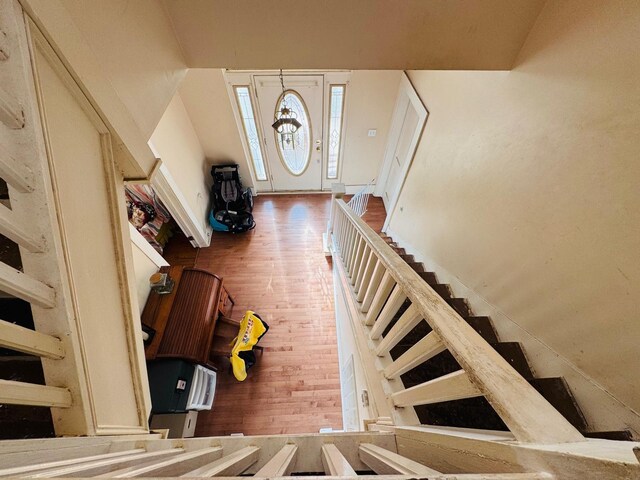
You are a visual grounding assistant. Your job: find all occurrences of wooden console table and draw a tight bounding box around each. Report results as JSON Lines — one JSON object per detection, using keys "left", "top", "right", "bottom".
{"left": 142, "top": 266, "right": 234, "bottom": 368}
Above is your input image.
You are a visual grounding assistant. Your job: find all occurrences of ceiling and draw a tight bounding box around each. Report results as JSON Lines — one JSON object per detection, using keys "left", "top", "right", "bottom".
{"left": 161, "top": 0, "right": 545, "bottom": 70}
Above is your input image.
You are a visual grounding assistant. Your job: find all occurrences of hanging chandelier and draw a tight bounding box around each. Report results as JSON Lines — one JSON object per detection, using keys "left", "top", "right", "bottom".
{"left": 271, "top": 69, "right": 302, "bottom": 147}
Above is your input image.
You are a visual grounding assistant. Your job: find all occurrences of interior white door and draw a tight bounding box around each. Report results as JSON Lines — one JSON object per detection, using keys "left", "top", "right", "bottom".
{"left": 255, "top": 75, "right": 323, "bottom": 191}
{"left": 377, "top": 73, "right": 428, "bottom": 229}
{"left": 383, "top": 102, "right": 419, "bottom": 206}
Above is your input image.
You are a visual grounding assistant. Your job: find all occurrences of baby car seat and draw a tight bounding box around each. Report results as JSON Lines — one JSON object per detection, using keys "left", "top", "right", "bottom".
{"left": 209, "top": 164, "right": 255, "bottom": 233}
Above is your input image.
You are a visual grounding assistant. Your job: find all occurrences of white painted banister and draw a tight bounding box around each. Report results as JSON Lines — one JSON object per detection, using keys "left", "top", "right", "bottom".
{"left": 333, "top": 198, "right": 585, "bottom": 444}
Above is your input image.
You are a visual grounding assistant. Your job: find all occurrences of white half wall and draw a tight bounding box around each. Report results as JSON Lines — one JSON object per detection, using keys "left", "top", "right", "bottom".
{"left": 129, "top": 224, "right": 168, "bottom": 313}
{"left": 150, "top": 92, "right": 211, "bottom": 246}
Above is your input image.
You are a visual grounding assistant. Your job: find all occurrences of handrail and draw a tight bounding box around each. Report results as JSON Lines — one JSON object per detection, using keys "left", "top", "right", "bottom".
{"left": 333, "top": 198, "right": 584, "bottom": 444}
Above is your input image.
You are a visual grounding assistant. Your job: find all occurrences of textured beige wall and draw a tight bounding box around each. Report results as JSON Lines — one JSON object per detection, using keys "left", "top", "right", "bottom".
{"left": 341, "top": 71, "right": 402, "bottom": 188}
{"left": 150, "top": 93, "right": 210, "bottom": 230}
{"left": 57, "top": 0, "right": 187, "bottom": 140}
{"left": 178, "top": 69, "right": 254, "bottom": 188}
{"left": 388, "top": 0, "right": 640, "bottom": 426}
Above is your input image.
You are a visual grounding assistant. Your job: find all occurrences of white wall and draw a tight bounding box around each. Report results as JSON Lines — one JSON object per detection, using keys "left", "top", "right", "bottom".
{"left": 58, "top": 0, "right": 187, "bottom": 140}
{"left": 129, "top": 226, "right": 168, "bottom": 313}
{"left": 342, "top": 71, "right": 402, "bottom": 189}
{"left": 150, "top": 93, "right": 210, "bottom": 234}
{"left": 386, "top": 0, "right": 640, "bottom": 434}
{"left": 179, "top": 69, "right": 255, "bottom": 188}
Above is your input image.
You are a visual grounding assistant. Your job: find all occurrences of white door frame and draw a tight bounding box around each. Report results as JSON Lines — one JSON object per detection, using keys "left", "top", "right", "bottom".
{"left": 224, "top": 70, "right": 351, "bottom": 193}
{"left": 375, "top": 72, "right": 428, "bottom": 232}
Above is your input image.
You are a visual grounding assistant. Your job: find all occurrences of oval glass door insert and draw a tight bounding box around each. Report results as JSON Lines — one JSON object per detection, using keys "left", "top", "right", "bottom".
{"left": 274, "top": 90, "right": 311, "bottom": 175}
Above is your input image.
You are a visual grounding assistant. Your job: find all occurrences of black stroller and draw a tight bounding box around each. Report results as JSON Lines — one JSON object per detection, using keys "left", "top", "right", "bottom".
{"left": 208, "top": 164, "right": 255, "bottom": 233}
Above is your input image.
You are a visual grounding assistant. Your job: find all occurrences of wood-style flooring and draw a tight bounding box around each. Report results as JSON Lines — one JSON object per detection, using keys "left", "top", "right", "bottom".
{"left": 162, "top": 193, "right": 386, "bottom": 436}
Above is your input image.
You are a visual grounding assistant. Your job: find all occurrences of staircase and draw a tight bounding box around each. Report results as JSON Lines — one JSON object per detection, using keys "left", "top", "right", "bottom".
{"left": 378, "top": 233, "right": 631, "bottom": 441}
{"left": 0, "top": 428, "right": 628, "bottom": 479}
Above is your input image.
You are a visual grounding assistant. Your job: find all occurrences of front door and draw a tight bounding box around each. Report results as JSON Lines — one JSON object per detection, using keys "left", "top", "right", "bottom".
{"left": 254, "top": 75, "right": 323, "bottom": 191}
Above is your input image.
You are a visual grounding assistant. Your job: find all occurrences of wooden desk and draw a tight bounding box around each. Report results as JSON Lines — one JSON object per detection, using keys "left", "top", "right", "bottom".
{"left": 142, "top": 266, "right": 234, "bottom": 368}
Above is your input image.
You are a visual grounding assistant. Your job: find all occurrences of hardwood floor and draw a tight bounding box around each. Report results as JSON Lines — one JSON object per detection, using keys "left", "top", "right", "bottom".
{"left": 161, "top": 193, "right": 387, "bottom": 436}
{"left": 164, "top": 194, "right": 340, "bottom": 436}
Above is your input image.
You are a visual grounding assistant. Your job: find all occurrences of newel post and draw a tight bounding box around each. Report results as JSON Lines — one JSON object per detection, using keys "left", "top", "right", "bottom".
{"left": 323, "top": 183, "right": 346, "bottom": 256}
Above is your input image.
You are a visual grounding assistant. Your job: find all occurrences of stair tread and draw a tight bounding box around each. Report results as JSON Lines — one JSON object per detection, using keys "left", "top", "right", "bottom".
{"left": 446, "top": 297, "right": 473, "bottom": 317}
{"left": 529, "top": 377, "right": 588, "bottom": 432}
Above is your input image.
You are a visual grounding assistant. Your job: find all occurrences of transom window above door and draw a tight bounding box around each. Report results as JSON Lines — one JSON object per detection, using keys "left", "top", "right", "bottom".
{"left": 274, "top": 90, "right": 311, "bottom": 176}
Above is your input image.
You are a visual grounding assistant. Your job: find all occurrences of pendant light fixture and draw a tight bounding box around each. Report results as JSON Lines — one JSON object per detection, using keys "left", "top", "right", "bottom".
{"left": 272, "top": 69, "right": 302, "bottom": 147}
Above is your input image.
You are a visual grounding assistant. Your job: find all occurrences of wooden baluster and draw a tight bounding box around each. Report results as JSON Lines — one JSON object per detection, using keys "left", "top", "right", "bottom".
{"left": 344, "top": 225, "right": 358, "bottom": 273}
{"left": 253, "top": 444, "right": 297, "bottom": 477}
{"left": 0, "top": 202, "right": 45, "bottom": 252}
{"left": 391, "top": 370, "right": 482, "bottom": 407}
{"left": 353, "top": 245, "right": 371, "bottom": 291}
{"left": 0, "top": 380, "right": 71, "bottom": 408}
{"left": 93, "top": 447, "right": 222, "bottom": 477}
{"left": 349, "top": 236, "right": 364, "bottom": 276}
{"left": 363, "top": 271, "right": 396, "bottom": 322}
{"left": 360, "top": 260, "right": 385, "bottom": 312}
{"left": 383, "top": 331, "right": 446, "bottom": 379}
{"left": 0, "top": 143, "right": 34, "bottom": 193}
{"left": 26, "top": 449, "right": 184, "bottom": 478}
{"left": 0, "top": 319, "right": 64, "bottom": 359}
{"left": 0, "top": 450, "right": 146, "bottom": 477}
{"left": 341, "top": 223, "right": 354, "bottom": 264}
{"left": 321, "top": 444, "right": 357, "bottom": 477}
{"left": 356, "top": 250, "right": 377, "bottom": 301}
{"left": 358, "top": 443, "right": 441, "bottom": 476}
{"left": 369, "top": 285, "right": 407, "bottom": 336}
{"left": 375, "top": 304, "right": 421, "bottom": 356}
{"left": 180, "top": 447, "right": 260, "bottom": 477}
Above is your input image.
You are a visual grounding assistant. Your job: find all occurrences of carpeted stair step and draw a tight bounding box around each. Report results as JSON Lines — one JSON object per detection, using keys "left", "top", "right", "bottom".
{"left": 491, "top": 342, "right": 534, "bottom": 379}
{"left": 529, "top": 377, "right": 588, "bottom": 432}
{"left": 406, "top": 262, "right": 425, "bottom": 273}
{"left": 419, "top": 271, "right": 439, "bottom": 286}
{"left": 431, "top": 283, "right": 453, "bottom": 299}
{"left": 465, "top": 316, "right": 500, "bottom": 344}
{"left": 446, "top": 297, "right": 473, "bottom": 317}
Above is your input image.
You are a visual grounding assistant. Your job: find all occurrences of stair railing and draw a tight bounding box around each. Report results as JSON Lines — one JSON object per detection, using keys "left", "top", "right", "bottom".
{"left": 346, "top": 178, "right": 375, "bottom": 217}
{"left": 0, "top": 0, "right": 92, "bottom": 434}
{"left": 328, "top": 186, "right": 585, "bottom": 444}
